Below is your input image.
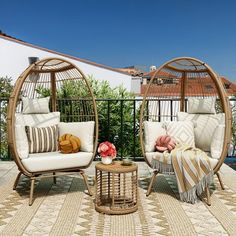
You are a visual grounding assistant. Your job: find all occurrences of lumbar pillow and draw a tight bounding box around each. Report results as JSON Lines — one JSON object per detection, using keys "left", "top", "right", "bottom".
{"left": 188, "top": 97, "right": 216, "bottom": 114}
{"left": 59, "top": 134, "right": 81, "bottom": 154}
{"left": 166, "top": 121, "right": 195, "bottom": 147}
{"left": 143, "top": 121, "right": 166, "bottom": 152}
{"left": 59, "top": 121, "right": 95, "bottom": 152}
{"left": 25, "top": 124, "right": 59, "bottom": 153}
{"left": 211, "top": 125, "right": 225, "bottom": 159}
{"left": 22, "top": 97, "right": 50, "bottom": 114}
{"left": 155, "top": 135, "right": 176, "bottom": 152}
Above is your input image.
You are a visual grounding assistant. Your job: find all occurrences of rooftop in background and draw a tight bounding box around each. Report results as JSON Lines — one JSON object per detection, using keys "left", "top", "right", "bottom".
{"left": 140, "top": 70, "right": 236, "bottom": 97}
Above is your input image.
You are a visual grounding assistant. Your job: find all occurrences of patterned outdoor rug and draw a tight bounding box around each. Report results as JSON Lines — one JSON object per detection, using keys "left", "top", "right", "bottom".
{"left": 0, "top": 173, "right": 236, "bottom": 236}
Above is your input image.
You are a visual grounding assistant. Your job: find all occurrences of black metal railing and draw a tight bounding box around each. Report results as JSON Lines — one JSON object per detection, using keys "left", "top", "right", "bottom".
{"left": 1, "top": 97, "right": 236, "bottom": 161}
{"left": 95, "top": 98, "right": 143, "bottom": 160}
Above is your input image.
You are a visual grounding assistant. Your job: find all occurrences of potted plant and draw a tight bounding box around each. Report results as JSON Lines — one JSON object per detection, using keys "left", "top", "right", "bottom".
{"left": 98, "top": 141, "right": 117, "bottom": 164}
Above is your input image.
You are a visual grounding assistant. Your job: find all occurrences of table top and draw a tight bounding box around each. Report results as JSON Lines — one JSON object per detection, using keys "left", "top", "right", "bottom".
{"left": 95, "top": 161, "right": 137, "bottom": 173}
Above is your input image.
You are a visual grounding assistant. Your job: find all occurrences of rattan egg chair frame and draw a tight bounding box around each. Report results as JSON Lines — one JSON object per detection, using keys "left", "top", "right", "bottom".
{"left": 140, "top": 57, "right": 232, "bottom": 204}
{"left": 7, "top": 58, "right": 98, "bottom": 205}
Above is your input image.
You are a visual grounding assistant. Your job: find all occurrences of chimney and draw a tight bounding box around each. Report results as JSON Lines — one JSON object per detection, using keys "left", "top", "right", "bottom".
{"left": 150, "top": 65, "right": 156, "bottom": 71}
{"left": 28, "top": 57, "right": 39, "bottom": 65}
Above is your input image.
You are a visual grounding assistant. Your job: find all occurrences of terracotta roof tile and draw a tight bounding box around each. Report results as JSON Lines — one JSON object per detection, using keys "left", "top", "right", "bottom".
{"left": 141, "top": 76, "right": 236, "bottom": 97}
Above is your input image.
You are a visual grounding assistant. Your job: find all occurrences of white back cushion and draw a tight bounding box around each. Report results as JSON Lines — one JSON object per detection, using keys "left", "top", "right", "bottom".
{"left": 15, "top": 112, "right": 60, "bottom": 159}
{"left": 166, "top": 121, "right": 195, "bottom": 147}
{"left": 188, "top": 97, "right": 216, "bottom": 114}
{"left": 15, "top": 125, "right": 29, "bottom": 159}
{"left": 143, "top": 121, "right": 166, "bottom": 152}
{"left": 177, "top": 112, "right": 225, "bottom": 151}
{"left": 59, "top": 122, "right": 95, "bottom": 152}
{"left": 211, "top": 125, "right": 225, "bottom": 159}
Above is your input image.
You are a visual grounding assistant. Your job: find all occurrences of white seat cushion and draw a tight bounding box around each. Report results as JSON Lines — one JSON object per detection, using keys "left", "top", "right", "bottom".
{"left": 15, "top": 112, "right": 60, "bottom": 159}
{"left": 177, "top": 112, "right": 225, "bottom": 152}
{"left": 146, "top": 152, "right": 218, "bottom": 169}
{"left": 22, "top": 151, "right": 93, "bottom": 172}
{"left": 143, "top": 121, "right": 166, "bottom": 152}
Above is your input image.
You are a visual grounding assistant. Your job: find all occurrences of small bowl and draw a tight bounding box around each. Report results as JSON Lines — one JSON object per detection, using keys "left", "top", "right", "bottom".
{"left": 122, "top": 159, "right": 132, "bottom": 166}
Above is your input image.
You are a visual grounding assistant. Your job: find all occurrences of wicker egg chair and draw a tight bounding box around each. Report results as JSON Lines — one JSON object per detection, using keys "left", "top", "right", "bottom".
{"left": 140, "top": 57, "right": 232, "bottom": 205}
{"left": 7, "top": 58, "right": 98, "bottom": 205}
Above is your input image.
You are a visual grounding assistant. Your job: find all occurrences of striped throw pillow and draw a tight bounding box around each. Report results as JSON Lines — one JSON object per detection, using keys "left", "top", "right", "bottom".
{"left": 25, "top": 125, "right": 59, "bottom": 153}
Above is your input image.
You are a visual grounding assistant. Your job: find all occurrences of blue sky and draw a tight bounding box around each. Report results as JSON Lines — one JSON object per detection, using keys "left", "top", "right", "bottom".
{"left": 1, "top": 0, "right": 236, "bottom": 82}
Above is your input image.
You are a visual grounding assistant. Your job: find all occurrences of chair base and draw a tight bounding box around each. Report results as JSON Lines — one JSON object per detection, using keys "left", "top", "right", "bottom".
{"left": 205, "top": 185, "right": 211, "bottom": 206}
{"left": 146, "top": 170, "right": 158, "bottom": 197}
{"left": 13, "top": 172, "right": 22, "bottom": 190}
{"left": 216, "top": 172, "right": 225, "bottom": 190}
{"left": 13, "top": 170, "right": 92, "bottom": 206}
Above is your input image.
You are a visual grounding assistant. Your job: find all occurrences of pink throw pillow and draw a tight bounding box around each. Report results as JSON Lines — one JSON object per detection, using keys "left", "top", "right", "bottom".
{"left": 155, "top": 135, "right": 176, "bottom": 152}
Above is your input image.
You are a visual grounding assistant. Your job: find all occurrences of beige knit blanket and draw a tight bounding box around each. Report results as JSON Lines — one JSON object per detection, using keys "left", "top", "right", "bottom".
{"left": 152, "top": 144, "right": 214, "bottom": 203}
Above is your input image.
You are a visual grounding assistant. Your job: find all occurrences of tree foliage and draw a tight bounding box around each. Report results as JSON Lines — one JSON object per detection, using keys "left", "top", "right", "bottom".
{"left": 35, "top": 75, "right": 141, "bottom": 158}
{"left": 230, "top": 98, "right": 236, "bottom": 156}
{"left": 86, "top": 76, "right": 141, "bottom": 157}
{"left": 0, "top": 76, "right": 13, "bottom": 97}
{"left": 0, "top": 77, "right": 13, "bottom": 159}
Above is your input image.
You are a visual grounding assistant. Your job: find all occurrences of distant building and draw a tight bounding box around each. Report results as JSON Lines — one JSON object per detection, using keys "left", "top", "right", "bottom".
{"left": 0, "top": 32, "right": 133, "bottom": 91}
{"left": 117, "top": 66, "right": 148, "bottom": 95}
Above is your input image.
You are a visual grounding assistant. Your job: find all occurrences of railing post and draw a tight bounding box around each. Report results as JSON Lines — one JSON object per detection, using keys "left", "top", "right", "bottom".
{"left": 185, "top": 98, "right": 188, "bottom": 112}
{"left": 120, "top": 100, "right": 124, "bottom": 159}
{"left": 158, "top": 99, "right": 161, "bottom": 122}
{"left": 133, "top": 100, "right": 136, "bottom": 160}
{"left": 146, "top": 99, "right": 149, "bottom": 121}
{"left": 170, "top": 99, "right": 173, "bottom": 121}
{"left": 0, "top": 99, "right": 2, "bottom": 159}
{"left": 107, "top": 100, "right": 110, "bottom": 141}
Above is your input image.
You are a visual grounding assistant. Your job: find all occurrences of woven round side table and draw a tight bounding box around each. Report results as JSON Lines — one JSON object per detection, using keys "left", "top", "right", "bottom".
{"left": 95, "top": 161, "right": 138, "bottom": 215}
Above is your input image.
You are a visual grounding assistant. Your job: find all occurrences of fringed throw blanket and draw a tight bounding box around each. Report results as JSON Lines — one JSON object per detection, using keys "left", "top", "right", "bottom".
{"left": 151, "top": 144, "right": 214, "bottom": 203}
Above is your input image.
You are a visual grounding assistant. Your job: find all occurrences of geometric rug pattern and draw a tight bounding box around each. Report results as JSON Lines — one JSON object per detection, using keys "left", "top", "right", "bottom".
{"left": 0, "top": 173, "right": 236, "bottom": 235}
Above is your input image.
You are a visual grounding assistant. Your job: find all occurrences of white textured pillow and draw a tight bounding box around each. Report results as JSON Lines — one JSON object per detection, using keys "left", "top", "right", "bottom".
{"left": 15, "top": 112, "right": 60, "bottom": 159}
{"left": 59, "top": 121, "right": 95, "bottom": 152}
{"left": 15, "top": 125, "right": 29, "bottom": 159}
{"left": 188, "top": 97, "right": 216, "bottom": 114}
{"left": 22, "top": 97, "right": 50, "bottom": 114}
{"left": 211, "top": 125, "right": 225, "bottom": 159}
{"left": 143, "top": 121, "right": 166, "bottom": 152}
{"left": 166, "top": 121, "right": 195, "bottom": 147}
{"left": 177, "top": 112, "right": 225, "bottom": 151}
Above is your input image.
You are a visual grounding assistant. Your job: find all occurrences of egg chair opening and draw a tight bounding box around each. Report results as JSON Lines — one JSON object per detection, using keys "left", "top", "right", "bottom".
{"left": 7, "top": 58, "right": 98, "bottom": 205}
{"left": 140, "top": 57, "right": 232, "bottom": 204}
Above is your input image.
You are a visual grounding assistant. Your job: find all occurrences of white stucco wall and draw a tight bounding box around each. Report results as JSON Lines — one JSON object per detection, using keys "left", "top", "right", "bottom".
{"left": 0, "top": 37, "right": 132, "bottom": 90}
